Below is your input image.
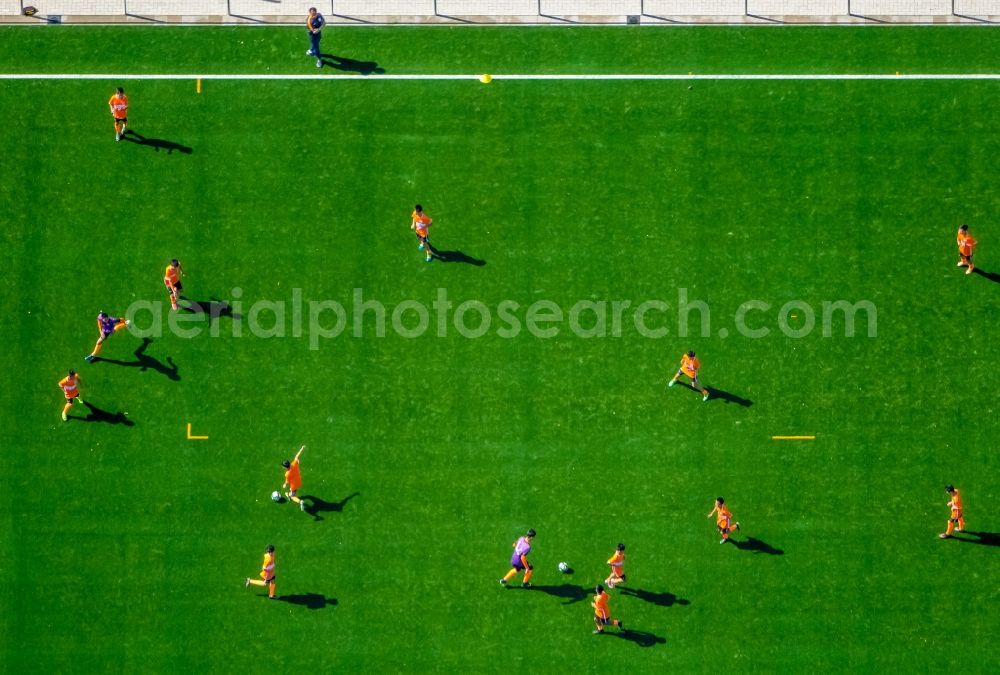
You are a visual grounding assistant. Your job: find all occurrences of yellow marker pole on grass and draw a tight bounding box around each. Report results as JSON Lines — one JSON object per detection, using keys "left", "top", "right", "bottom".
{"left": 771, "top": 435, "right": 816, "bottom": 440}
{"left": 196, "top": 78, "right": 201, "bottom": 94}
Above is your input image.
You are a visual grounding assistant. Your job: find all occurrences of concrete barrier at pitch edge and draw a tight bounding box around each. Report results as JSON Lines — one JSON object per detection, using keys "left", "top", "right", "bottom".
{"left": 0, "top": 0, "right": 997, "bottom": 23}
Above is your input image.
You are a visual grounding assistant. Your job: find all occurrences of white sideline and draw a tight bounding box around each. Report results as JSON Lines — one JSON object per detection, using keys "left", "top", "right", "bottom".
{"left": 0, "top": 72, "right": 999, "bottom": 80}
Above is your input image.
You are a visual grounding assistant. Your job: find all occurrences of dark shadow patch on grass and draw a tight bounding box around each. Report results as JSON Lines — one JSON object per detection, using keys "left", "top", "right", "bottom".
{"left": 521, "top": 583, "right": 589, "bottom": 605}
{"left": 301, "top": 492, "right": 360, "bottom": 521}
{"left": 92, "top": 338, "right": 179, "bottom": 381}
{"left": 705, "top": 386, "right": 753, "bottom": 407}
{"left": 122, "top": 130, "right": 192, "bottom": 154}
{"left": 317, "top": 53, "right": 385, "bottom": 74}
{"left": 956, "top": 531, "right": 1000, "bottom": 547}
{"left": 606, "top": 628, "right": 667, "bottom": 647}
{"left": 972, "top": 268, "right": 1000, "bottom": 284}
{"left": 277, "top": 593, "right": 338, "bottom": 610}
{"left": 76, "top": 401, "right": 135, "bottom": 426}
{"left": 617, "top": 587, "right": 691, "bottom": 607}
{"left": 435, "top": 249, "right": 487, "bottom": 266}
{"left": 733, "top": 536, "right": 784, "bottom": 555}
{"left": 181, "top": 297, "right": 243, "bottom": 321}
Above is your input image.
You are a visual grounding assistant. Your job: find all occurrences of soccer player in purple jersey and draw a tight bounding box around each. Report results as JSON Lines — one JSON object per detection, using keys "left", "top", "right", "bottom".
{"left": 85, "top": 311, "right": 129, "bottom": 361}
{"left": 500, "top": 528, "right": 535, "bottom": 588}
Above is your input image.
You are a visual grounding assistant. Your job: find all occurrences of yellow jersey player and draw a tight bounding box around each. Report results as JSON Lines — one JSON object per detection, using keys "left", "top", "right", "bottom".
{"left": 708, "top": 497, "right": 741, "bottom": 544}
{"left": 605, "top": 543, "right": 626, "bottom": 588}
{"left": 58, "top": 370, "right": 84, "bottom": 421}
{"left": 109, "top": 87, "right": 128, "bottom": 141}
{"left": 245, "top": 544, "right": 277, "bottom": 599}
{"left": 592, "top": 585, "right": 623, "bottom": 634}
{"left": 957, "top": 225, "right": 977, "bottom": 275}
{"left": 282, "top": 445, "right": 307, "bottom": 512}
{"left": 669, "top": 350, "right": 709, "bottom": 401}
{"left": 411, "top": 204, "right": 434, "bottom": 263}
{"left": 939, "top": 485, "right": 965, "bottom": 539}
{"left": 164, "top": 259, "right": 185, "bottom": 311}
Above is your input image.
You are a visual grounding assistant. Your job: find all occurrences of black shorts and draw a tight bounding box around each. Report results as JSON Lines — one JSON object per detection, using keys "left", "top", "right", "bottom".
{"left": 168, "top": 281, "right": 183, "bottom": 292}
{"left": 114, "top": 117, "right": 127, "bottom": 124}
{"left": 595, "top": 616, "right": 610, "bottom": 625}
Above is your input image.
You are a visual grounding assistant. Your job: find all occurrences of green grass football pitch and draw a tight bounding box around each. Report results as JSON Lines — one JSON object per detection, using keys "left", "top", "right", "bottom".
{"left": 2, "top": 25, "right": 1000, "bottom": 673}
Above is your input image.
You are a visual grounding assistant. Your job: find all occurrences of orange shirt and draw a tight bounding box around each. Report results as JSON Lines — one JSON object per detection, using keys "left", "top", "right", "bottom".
{"left": 957, "top": 231, "right": 977, "bottom": 257}
{"left": 285, "top": 459, "right": 302, "bottom": 491}
{"left": 949, "top": 490, "right": 963, "bottom": 513}
{"left": 593, "top": 590, "right": 611, "bottom": 618}
{"left": 59, "top": 374, "right": 80, "bottom": 398}
{"left": 412, "top": 210, "right": 432, "bottom": 237}
{"left": 261, "top": 551, "right": 275, "bottom": 580}
{"left": 109, "top": 94, "right": 128, "bottom": 119}
{"left": 711, "top": 503, "right": 733, "bottom": 525}
{"left": 164, "top": 264, "right": 181, "bottom": 286}
{"left": 607, "top": 550, "right": 624, "bottom": 572}
{"left": 681, "top": 353, "right": 701, "bottom": 378}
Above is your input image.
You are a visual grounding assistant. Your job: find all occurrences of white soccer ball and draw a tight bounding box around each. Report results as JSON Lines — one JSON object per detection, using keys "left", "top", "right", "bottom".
{"left": 558, "top": 561, "right": 570, "bottom": 573}
{"left": 271, "top": 490, "right": 282, "bottom": 503}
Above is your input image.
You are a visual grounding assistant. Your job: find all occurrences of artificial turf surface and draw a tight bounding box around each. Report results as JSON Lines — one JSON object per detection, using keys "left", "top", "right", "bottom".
{"left": 2, "top": 24, "right": 1000, "bottom": 673}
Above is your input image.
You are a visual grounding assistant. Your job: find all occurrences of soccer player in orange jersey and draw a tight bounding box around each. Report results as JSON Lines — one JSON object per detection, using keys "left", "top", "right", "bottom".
{"left": 707, "top": 497, "right": 741, "bottom": 544}
{"left": 58, "top": 370, "right": 84, "bottom": 421}
{"left": 592, "top": 584, "right": 623, "bottom": 634}
{"left": 668, "top": 350, "right": 709, "bottom": 401}
{"left": 500, "top": 529, "right": 535, "bottom": 587}
{"left": 411, "top": 204, "right": 434, "bottom": 263}
{"left": 245, "top": 544, "right": 277, "bottom": 599}
{"left": 108, "top": 87, "right": 129, "bottom": 142}
{"left": 85, "top": 311, "right": 130, "bottom": 361}
{"left": 605, "top": 543, "right": 626, "bottom": 589}
{"left": 939, "top": 485, "right": 966, "bottom": 539}
{"left": 957, "top": 224, "right": 977, "bottom": 275}
{"left": 282, "top": 446, "right": 307, "bottom": 512}
{"left": 163, "top": 259, "right": 185, "bottom": 311}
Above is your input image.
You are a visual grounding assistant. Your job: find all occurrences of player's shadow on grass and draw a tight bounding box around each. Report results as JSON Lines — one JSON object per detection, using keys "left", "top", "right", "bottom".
{"left": 671, "top": 380, "right": 752, "bottom": 406}
{"left": 733, "top": 536, "right": 784, "bottom": 555}
{"left": 423, "top": 241, "right": 486, "bottom": 266}
{"left": 182, "top": 297, "right": 243, "bottom": 321}
{"left": 92, "top": 338, "right": 179, "bottom": 381}
{"left": 434, "top": 249, "right": 487, "bottom": 266}
{"left": 523, "top": 583, "right": 589, "bottom": 605}
{"left": 77, "top": 401, "right": 135, "bottom": 426}
{"left": 956, "top": 531, "right": 1000, "bottom": 547}
{"left": 705, "top": 386, "right": 753, "bottom": 407}
{"left": 301, "top": 492, "right": 360, "bottom": 521}
{"left": 318, "top": 53, "right": 385, "bottom": 74}
{"left": 122, "top": 130, "right": 193, "bottom": 155}
{"left": 618, "top": 587, "right": 691, "bottom": 607}
{"left": 972, "top": 268, "right": 1000, "bottom": 284}
{"left": 278, "top": 593, "right": 338, "bottom": 610}
{"left": 608, "top": 629, "right": 667, "bottom": 648}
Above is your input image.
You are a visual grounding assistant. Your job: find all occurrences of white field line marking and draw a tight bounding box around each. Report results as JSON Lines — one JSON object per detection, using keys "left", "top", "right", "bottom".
{"left": 1, "top": 73, "right": 1000, "bottom": 81}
